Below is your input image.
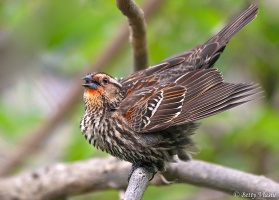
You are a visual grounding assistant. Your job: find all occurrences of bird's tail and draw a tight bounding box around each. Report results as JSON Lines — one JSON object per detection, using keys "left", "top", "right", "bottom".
{"left": 206, "top": 4, "right": 258, "bottom": 47}
{"left": 198, "top": 4, "right": 258, "bottom": 69}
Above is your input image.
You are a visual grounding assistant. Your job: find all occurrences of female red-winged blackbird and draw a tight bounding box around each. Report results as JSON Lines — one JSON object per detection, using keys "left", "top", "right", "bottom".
{"left": 80, "top": 5, "right": 259, "bottom": 180}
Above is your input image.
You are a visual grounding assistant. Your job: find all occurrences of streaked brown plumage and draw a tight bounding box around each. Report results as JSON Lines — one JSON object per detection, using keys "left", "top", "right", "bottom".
{"left": 80, "top": 5, "right": 260, "bottom": 179}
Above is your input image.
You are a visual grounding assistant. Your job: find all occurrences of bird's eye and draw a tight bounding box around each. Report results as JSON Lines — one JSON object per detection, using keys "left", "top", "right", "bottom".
{"left": 103, "top": 78, "right": 109, "bottom": 84}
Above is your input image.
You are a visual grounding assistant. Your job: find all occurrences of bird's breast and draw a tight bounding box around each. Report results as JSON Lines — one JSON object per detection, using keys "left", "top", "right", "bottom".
{"left": 80, "top": 113, "right": 107, "bottom": 150}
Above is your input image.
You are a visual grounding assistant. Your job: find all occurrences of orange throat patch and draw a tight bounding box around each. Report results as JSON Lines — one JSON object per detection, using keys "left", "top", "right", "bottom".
{"left": 84, "top": 88, "right": 103, "bottom": 109}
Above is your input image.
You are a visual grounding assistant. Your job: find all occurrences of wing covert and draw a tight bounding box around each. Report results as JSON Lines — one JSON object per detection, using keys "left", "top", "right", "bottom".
{"left": 120, "top": 84, "right": 187, "bottom": 132}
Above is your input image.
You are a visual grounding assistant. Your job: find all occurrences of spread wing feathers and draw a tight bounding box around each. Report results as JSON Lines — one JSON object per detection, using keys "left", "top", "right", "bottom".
{"left": 121, "top": 68, "right": 254, "bottom": 133}
{"left": 173, "top": 83, "right": 259, "bottom": 125}
{"left": 143, "top": 69, "right": 226, "bottom": 132}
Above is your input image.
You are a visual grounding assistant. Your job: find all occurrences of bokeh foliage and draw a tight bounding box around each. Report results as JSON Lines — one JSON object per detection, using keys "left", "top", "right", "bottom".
{"left": 0, "top": 0, "right": 278, "bottom": 199}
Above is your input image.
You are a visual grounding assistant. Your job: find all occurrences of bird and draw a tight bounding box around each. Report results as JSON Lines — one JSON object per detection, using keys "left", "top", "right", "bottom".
{"left": 80, "top": 4, "right": 259, "bottom": 181}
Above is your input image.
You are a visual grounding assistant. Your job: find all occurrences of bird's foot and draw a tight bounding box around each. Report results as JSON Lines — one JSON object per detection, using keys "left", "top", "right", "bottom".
{"left": 128, "top": 161, "right": 156, "bottom": 182}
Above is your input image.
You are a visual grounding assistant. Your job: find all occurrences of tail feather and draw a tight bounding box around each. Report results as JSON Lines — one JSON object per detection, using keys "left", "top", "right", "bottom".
{"left": 198, "top": 4, "right": 258, "bottom": 69}
{"left": 159, "top": 5, "right": 258, "bottom": 70}
{"left": 206, "top": 4, "right": 258, "bottom": 47}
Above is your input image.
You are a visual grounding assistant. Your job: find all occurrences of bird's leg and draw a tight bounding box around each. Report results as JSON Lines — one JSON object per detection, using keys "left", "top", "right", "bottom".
{"left": 128, "top": 161, "right": 156, "bottom": 182}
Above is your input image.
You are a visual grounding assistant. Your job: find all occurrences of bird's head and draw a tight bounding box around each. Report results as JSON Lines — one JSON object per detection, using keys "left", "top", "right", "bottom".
{"left": 82, "top": 72, "right": 125, "bottom": 111}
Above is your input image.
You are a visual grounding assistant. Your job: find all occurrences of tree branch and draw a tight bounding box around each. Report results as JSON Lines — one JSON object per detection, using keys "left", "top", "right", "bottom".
{"left": 0, "top": 158, "right": 278, "bottom": 200}
{"left": 116, "top": 0, "right": 148, "bottom": 71}
{"left": 162, "top": 160, "right": 279, "bottom": 199}
{"left": 124, "top": 167, "right": 151, "bottom": 200}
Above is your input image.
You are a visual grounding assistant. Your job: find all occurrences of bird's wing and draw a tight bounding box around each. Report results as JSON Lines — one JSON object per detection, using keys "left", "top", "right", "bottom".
{"left": 119, "top": 82, "right": 187, "bottom": 132}
{"left": 119, "top": 68, "right": 259, "bottom": 133}
{"left": 120, "top": 5, "right": 258, "bottom": 94}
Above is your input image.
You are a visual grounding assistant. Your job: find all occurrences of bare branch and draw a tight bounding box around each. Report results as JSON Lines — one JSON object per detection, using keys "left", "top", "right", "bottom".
{"left": 116, "top": 0, "right": 148, "bottom": 71}
{"left": 0, "top": 158, "right": 278, "bottom": 200}
{"left": 0, "top": 157, "right": 129, "bottom": 200}
{"left": 124, "top": 167, "right": 151, "bottom": 200}
{"left": 161, "top": 160, "right": 279, "bottom": 199}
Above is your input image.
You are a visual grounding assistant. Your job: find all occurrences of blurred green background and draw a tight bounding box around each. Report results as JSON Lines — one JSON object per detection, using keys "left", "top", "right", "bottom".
{"left": 0, "top": 0, "right": 278, "bottom": 199}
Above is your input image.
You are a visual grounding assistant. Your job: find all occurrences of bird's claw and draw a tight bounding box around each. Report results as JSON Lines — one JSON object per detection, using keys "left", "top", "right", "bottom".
{"left": 128, "top": 161, "right": 156, "bottom": 182}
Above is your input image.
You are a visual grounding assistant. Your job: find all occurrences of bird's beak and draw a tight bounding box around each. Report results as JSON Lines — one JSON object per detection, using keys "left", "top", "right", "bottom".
{"left": 82, "top": 75, "right": 98, "bottom": 89}
{"left": 82, "top": 82, "right": 98, "bottom": 89}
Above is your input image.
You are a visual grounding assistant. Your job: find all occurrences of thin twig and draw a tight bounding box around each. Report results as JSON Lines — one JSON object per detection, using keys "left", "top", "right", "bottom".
{"left": 0, "top": 158, "right": 278, "bottom": 200}
{"left": 0, "top": 0, "right": 164, "bottom": 177}
{"left": 116, "top": 0, "right": 149, "bottom": 71}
